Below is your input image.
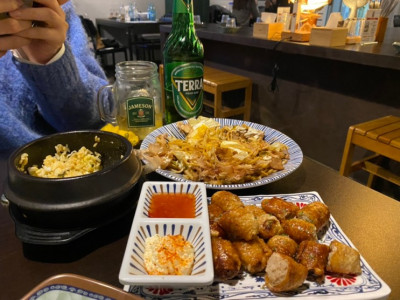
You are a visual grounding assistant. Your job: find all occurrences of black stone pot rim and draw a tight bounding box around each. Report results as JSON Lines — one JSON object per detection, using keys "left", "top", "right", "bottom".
{"left": 5, "top": 130, "right": 143, "bottom": 212}
{"left": 8, "top": 130, "right": 132, "bottom": 181}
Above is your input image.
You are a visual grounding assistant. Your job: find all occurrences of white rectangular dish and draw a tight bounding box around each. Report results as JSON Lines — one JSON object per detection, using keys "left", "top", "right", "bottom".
{"left": 138, "top": 181, "right": 208, "bottom": 220}
{"left": 125, "top": 191, "right": 391, "bottom": 299}
{"left": 119, "top": 181, "right": 213, "bottom": 288}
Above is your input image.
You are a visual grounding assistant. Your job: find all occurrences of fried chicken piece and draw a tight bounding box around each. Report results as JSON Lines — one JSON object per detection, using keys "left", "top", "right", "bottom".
{"left": 218, "top": 206, "right": 259, "bottom": 241}
{"left": 297, "top": 202, "right": 330, "bottom": 232}
{"left": 211, "top": 236, "right": 242, "bottom": 280}
{"left": 326, "top": 240, "right": 362, "bottom": 275}
{"left": 210, "top": 221, "right": 226, "bottom": 238}
{"left": 245, "top": 205, "right": 284, "bottom": 239}
{"left": 232, "top": 237, "right": 272, "bottom": 274}
{"left": 261, "top": 197, "right": 299, "bottom": 222}
{"left": 265, "top": 252, "right": 308, "bottom": 293}
{"left": 267, "top": 235, "right": 298, "bottom": 258}
{"left": 282, "top": 218, "right": 318, "bottom": 244}
{"left": 296, "top": 240, "right": 330, "bottom": 283}
{"left": 208, "top": 202, "right": 227, "bottom": 238}
{"left": 211, "top": 190, "right": 244, "bottom": 212}
{"left": 208, "top": 202, "right": 224, "bottom": 223}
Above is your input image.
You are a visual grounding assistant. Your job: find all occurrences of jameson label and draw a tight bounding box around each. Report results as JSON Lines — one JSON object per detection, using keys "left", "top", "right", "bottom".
{"left": 126, "top": 97, "right": 155, "bottom": 127}
{"left": 174, "top": 0, "right": 190, "bottom": 13}
{"left": 171, "top": 62, "right": 203, "bottom": 118}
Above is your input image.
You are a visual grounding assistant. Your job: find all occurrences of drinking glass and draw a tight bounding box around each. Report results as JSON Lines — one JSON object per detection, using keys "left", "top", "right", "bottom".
{"left": 221, "top": 14, "right": 229, "bottom": 24}
{"left": 226, "top": 17, "right": 236, "bottom": 28}
{"left": 193, "top": 15, "right": 201, "bottom": 24}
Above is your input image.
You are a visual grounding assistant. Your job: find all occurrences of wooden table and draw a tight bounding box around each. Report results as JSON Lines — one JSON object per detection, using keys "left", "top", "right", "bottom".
{"left": 96, "top": 18, "right": 167, "bottom": 60}
{"left": 0, "top": 151, "right": 399, "bottom": 299}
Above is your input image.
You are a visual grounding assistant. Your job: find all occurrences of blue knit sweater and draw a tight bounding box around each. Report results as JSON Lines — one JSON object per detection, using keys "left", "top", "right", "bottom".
{"left": 0, "top": 2, "right": 109, "bottom": 151}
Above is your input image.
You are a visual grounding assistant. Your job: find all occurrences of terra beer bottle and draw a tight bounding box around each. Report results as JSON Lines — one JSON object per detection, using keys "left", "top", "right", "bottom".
{"left": 163, "top": 0, "right": 204, "bottom": 124}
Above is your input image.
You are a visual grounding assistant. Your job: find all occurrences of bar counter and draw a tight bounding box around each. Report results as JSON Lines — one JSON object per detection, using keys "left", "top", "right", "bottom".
{"left": 191, "top": 23, "right": 400, "bottom": 70}
{"left": 0, "top": 150, "right": 399, "bottom": 299}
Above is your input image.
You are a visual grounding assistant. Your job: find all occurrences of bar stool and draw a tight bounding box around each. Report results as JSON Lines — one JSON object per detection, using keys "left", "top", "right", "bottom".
{"left": 203, "top": 66, "right": 252, "bottom": 121}
{"left": 135, "top": 33, "right": 161, "bottom": 62}
{"left": 339, "top": 115, "right": 400, "bottom": 187}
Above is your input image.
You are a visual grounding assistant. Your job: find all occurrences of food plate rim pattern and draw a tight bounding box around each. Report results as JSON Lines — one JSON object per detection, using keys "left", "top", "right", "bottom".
{"left": 140, "top": 118, "right": 303, "bottom": 190}
{"left": 126, "top": 191, "right": 391, "bottom": 300}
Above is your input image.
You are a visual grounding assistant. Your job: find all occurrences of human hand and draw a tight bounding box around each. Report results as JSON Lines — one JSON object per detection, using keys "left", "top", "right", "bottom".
{"left": 8, "top": 0, "right": 69, "bottom": 64}
{"left": 0, "top": 0, "right": 32, "bottom": 58}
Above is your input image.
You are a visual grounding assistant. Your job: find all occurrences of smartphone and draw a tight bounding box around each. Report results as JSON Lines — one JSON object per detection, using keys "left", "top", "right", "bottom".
{"left": 0, "top": 0, "right": 34, "bottom": 20}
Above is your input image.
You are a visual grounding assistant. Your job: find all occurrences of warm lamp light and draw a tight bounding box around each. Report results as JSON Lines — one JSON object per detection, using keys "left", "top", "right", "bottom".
{"left": 290, "top": 0, "right": 330, "bottom": 11}
{"left": 301, "top": 0, "right": 330, "bottom": 11}
{"left": 289, "top": 0, "right": 330, "bottom": 32}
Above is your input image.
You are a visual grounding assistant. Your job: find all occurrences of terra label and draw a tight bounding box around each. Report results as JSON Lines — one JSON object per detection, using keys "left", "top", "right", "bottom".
{"left": 171, "top": 62, "right": 203, "bottom": 118}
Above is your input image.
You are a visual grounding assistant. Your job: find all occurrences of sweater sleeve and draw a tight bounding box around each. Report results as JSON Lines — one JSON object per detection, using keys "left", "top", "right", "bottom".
{"left": 13, "top": 2, "right": 109, "bottom": 132}
{"left": 0, "top": 101, "right": 41, "bottom": 151}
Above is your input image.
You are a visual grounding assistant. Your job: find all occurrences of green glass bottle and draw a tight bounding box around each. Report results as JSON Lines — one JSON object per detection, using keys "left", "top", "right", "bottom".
{"left": 163, "top": 0, "right": 204, "bottom": 124}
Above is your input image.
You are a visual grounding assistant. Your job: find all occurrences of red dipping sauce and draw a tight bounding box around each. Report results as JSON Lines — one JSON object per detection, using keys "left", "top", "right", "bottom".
{"left": 149, "top": 193, "right": 196, "bottom": 218}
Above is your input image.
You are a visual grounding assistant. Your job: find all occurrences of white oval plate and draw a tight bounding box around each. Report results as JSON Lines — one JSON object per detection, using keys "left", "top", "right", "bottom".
{"left": 140, "top": 118, "right": 303, "bottom": 189}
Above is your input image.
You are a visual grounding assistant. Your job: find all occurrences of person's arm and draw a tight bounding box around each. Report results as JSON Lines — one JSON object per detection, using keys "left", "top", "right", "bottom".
{"left": 250, "top": 0, "right": 260, "bottom": 18}
{"left": 8, "top": 0, "right": 68, "bottom": 64}
{"left": 0, "top": 100, "right": 42, "bottom": 151}
{"left": 0, "top": 0, "right": 32, "bottom": 58}
{"left": 12, "top": 44, "right": 66, "bottom": 65}
{"left": 13, "top": 2, "right": 108, "bottom": 132}
{"left": 14, "top": 42, "right": 108, "bottom": 131}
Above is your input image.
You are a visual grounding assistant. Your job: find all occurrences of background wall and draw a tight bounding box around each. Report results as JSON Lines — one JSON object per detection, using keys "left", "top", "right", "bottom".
{"left": 72, "top": 0, "right": 165, "bottom": 21}
{"left": 72, "top": 0, "right": 398, "bottom": 28}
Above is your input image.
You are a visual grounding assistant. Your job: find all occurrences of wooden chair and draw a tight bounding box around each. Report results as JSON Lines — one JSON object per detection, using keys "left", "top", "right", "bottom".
{"left": 339, "top": 115, "right": 400, "bottom": 187}
{"left": 203, "top": 66, "right": 252, "bottom": 121}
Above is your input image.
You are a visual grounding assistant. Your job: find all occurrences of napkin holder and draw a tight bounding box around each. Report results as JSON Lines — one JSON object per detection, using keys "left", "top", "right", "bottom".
{"left": 253, "top": 22, "right": 284, "bottom": 40}
{"left": 309, "top": 27, "right": 348, "bottom": 47}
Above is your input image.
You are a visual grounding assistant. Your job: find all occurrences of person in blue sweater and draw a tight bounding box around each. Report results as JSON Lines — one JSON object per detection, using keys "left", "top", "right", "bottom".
{"left": 0, "top": 0, "right": 108, "bottom": 151}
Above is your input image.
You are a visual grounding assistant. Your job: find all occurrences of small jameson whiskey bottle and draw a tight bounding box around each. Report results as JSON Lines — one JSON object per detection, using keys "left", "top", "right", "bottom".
{"left": 163, "top": 0, "right": 204, "bottom": 124}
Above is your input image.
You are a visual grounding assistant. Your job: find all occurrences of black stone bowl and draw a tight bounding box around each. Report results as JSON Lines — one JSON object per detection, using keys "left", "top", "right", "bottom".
{"left": 4, "top": 130, "right": 142, "bottom": 230}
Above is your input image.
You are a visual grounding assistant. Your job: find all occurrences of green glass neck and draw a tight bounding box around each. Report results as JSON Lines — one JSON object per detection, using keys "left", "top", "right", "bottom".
{"left": 172, "top": 0, "right": 193, "bottom": 14}
{"left": 172, "top": 0, "right": 194, "bottom": 29}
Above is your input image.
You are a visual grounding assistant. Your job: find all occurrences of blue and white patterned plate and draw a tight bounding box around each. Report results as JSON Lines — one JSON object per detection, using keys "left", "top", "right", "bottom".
{"left": 140, "top": 119, "right": 303, "bottom": 190}
{"left": 126, "top": 192, "right": 391, "bottom": 300}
